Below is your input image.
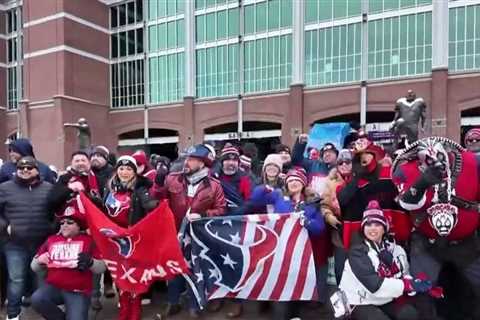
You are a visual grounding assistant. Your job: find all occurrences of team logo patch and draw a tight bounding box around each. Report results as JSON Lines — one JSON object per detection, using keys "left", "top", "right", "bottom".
{"left": 427, "top": 203, "right": 458, "bottom": 237}
{"left": 99, "top": 228, "right": 141, "bottom": 258}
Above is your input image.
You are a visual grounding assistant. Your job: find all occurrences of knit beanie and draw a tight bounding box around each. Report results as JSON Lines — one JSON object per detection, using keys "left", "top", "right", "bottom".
{"left": 132, "top": 150, "right": 148, "bottom": 167}
{"left": 361, "top": 200, "right": 389, "bottom": 232}
{"left": 263, "top": 154, "right": 283, "bottom": 172}
{"left": 239, "top": 155, "right": 252, "bottom": 170}
{"left": 116, "top": 155, "right": 138, "bottom": 172}
{"left": 91, "top": 145, "right": 110, "bottom": 160}
{"left": 221, "top": 145, "right": 240, "bottom": 161}
{"left": 285, "top": 168, "right": 308, "bottom": 187}
{"left": 465, "top": 128, "right": 480, "bottom": 145}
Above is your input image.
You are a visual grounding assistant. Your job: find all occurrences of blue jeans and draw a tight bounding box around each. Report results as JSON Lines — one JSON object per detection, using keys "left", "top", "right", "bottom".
{"left": 167, "top": 275, "right": 199, "bottom": 310}
{"left": 4, "top": 242, "right": 38, "bottom": 318}
{"left": 31, "top": 283, "right": 90, "bottom": 320}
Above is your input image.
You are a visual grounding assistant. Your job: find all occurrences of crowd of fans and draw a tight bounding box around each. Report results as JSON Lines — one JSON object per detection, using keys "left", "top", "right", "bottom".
{"left": 0, "top": 126, "right": 479, "bottom": 320}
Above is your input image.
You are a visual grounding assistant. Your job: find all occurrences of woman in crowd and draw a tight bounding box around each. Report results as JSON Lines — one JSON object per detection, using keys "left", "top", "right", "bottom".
{"left": 249, "top": 167, "right": 326, "bottom": 319}
{"left": 103, "top": 156, "right": 158, "bottom": 320}
{"left": 339, "top": 201, "right": 429, "bottom": 320}
{"left": 321, "top": 149, "right": 353, "bottom": 283}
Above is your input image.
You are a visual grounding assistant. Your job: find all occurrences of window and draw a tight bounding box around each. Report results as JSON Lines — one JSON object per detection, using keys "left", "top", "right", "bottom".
{"left": 6, "top": 7, "right": 23, "bottom": 111}
{"left": 244, "top": 0, "right": 292, "bottom": 35}
{"left": 147, "top": 0, "right": 185, "bottom": 104}
{"left": 305, "top": 0, "right": 362, "bottom": 24}
{"left": 449, "top": 4, "right": 480, "bottom": 71}
{"left": 369, "top": 0, "right": 432, "bottom": 14}
{"left": 110, "top": 0, "right": 144, "bottom": 108}
{"left": 305, "top": 23, "right": 362, "bottom": 86}
{"left": 368, "top": 12, "right": 432, "bottom": 79}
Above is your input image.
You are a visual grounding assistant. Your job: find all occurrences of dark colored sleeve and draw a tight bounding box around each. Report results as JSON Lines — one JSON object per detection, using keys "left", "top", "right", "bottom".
{"left": 136, "top": 186, "right": 159, "bottom": 214}
{"left": 348, "top": 243, "right": 385, "bottom": 293}
{"left": 0, "top": 186, "right": 7, "bottom": 232}
{"left": 337, "top": 178, "right": 358, "bottom": 207}
{"left": 0, "top": 166, "right": 9, "bottom": 184}
{"left": 46, "top": 181, "right": 75, "bottom": 214}
{"left": 291, "top": 139, "right": 312, "bottom": 171}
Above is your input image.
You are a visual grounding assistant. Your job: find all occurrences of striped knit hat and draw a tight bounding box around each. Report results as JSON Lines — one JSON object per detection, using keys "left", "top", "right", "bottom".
{"left": 285, "top": 168, "right": 308, "bottom": 187}
{"left": 239, "top": 155, "right": 252, "bottom": 170}
{"left": 361, "top": 200, "right": 389, "bottom": 232}
{"left": 221, "top": 145, "right": 240, "bottom": 161}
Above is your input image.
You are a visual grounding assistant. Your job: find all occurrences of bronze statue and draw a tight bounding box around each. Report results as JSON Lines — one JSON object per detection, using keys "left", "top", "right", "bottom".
{"left": 64, "top": 118, "right": 91, "bottom": 150}
{"left": 390, "top": 90, "right": 426, "bottom": 147}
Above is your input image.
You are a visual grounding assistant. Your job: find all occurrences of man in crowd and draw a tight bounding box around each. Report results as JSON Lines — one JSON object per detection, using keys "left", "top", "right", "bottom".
{"left": 0, "top": 139, "right": 56, "bottom": 184}
{"left": 0, "top": 157, "right": 54, "bottom": 320}
{"left": 157, "top": 144, "right": 226, "bottom": 319}
{"left": 292, "top": 134, "right": 338, "bottom": 196}
{"left": 464, "top": 127, "right": 480, "bottom": 154}
{"left": 213, "top": 145, "right": 253, "bottom": 216}
{"left": 47, "top": 151, "right": 99, "bottom": 216}
{"left": 89, "top": 146, "right": 115, "bottom": 309}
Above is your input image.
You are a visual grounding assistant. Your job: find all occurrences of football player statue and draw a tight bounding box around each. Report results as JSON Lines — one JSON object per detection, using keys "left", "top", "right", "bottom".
{"left": 390, "top": 90, "right": 426, "bottom": 148}
{"left": 64, "top": 118, "right": 91, "bottom": 150}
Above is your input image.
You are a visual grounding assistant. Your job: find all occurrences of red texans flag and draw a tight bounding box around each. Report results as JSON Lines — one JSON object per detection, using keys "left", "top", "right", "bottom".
{"left": 79, "top": 193, "right": 189, "bottom": 294}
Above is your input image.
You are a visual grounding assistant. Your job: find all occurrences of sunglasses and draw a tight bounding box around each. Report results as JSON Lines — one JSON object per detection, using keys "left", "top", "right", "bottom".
{"left": 17, "top": 166, "right": 35, "bottom": 171}
{"left": 337, "top": 160, "right": 352, "bottom": 166}
{"left": 60, "top": 220, "right": 76, "bottom": 226}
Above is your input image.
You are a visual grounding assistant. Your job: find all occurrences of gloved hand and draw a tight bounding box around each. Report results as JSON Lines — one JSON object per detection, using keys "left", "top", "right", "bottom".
{"left": 155, "top": 166, "right": 169, "bottom": 186}
{"left": 58, "top": 172, "right": 74, "bottom": 184}
{"left": 301, "top": 205, "right": 325, "bottom": 236}
{"left": 378, "top": 249, "right": 394, "bottom": 267}
{"left": 403, "top": 278, "right": 432, "bottom": 293}
{"left": 419, "top": 166, "right": 443, "bottom": 188}
{"left": 77, "top": 252, "right": 93, "bottom": 271}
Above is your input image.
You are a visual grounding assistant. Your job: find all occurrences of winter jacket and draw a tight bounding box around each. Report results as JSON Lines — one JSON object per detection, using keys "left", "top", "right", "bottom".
{"left": 0, "top": 178, "right": 54, "bottom": 246}
{"left": 339, "top": 239, "right": 409, "bottom": 306}
{"left": 213, "top": 170, "right": 252, "bottom": 215}
{"left": 292, "top": 139, "right": 334, "bottom": 195}
{"left": 338, "top": 164, "right": 400, "bottom": 223}
{"left": 158, "top": 172, "right": 226, "bottom": 230}
{"left": 103, "top": 175, "right": 158, "bottom": 226}
{"left": 92, "top": 164, "right": 114, "bottom": 198}
{"left": 0, "top": 139, "right": 56, "bottom": 184}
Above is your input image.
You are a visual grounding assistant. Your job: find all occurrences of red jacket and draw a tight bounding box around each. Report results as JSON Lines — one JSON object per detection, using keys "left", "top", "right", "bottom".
{"left": 156, "top": 172, "right": 226, "bottom": 230}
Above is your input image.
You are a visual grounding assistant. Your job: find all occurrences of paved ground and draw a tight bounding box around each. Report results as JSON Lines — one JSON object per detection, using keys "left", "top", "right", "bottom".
{"left": 0, "top": 293, "right": 334, "bottom": 319}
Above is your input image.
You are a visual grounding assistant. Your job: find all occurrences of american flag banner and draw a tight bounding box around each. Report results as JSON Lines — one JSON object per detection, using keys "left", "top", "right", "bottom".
{"left": 181, "top": 212, "right": 318, "bottom": 308}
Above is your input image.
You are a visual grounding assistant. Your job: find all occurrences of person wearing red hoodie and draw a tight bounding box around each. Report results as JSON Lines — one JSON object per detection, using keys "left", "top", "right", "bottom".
{"left": 132, "top": 150, "right": 157, "bottom": 182}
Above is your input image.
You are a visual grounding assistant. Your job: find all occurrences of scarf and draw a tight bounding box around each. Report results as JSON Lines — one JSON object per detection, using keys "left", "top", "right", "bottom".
{"left": 185, "top": 167, "right": 209, "bottom": 186}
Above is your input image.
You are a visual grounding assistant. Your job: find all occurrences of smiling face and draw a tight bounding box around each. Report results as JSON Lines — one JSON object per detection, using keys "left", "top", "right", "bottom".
{"left": 117, "top": 165, "right": 136, "bottom": 182}
{"left": 287, "top": 179, "right": 304, "bottom": 195}
{"left": 16, "top": 165, "right": 39, "bottom": 180}
{"left": 363, "top": 222, "right": 385, "bottom": 243}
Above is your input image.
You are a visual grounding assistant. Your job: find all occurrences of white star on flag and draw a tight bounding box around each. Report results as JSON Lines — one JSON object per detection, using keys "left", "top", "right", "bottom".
{"left": 230, "top": 232, "right": 241, "bottom": 244}
{"left": 222, "top": 219, "right": 233, "bottom": 227}
{"left": 209, "top": 268, "right": 220, "bottom": 279}
{"left": 221, "top": 253, "right": 237, "bottom": 270}
{"left": 195, "top": 272, "right": 204, "bottom": 283}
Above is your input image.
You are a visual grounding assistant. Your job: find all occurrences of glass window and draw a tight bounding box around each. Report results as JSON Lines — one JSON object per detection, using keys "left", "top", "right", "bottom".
{"left": 149, "top": 0, "right": 157, "bottom": 20}
{"left": 136, "top": 28, "right": 144, "bottom": 54}
{"left": 228, "top": 8, "right": 239, "bottom": 37}
{"left": 128, "top": 30, "right": 136, "bottom": 55}
{"left": 167, "top": 21, "right": 177, "bottom": 48}
{"left": 136, "top": 0, "right": 143, "bottom": 22}
{"left": 217, "top": 10, "right": 227, "bottom": 40}
{"left": 305, "top": 23, "right": 362, "bottom": 86}
{"left": 158, "top": 0, "right": 167, "bottom": 18}
{"left": 119, "top": 4, "right": 126, "bottom": 26}
{"left": 111, "top": 6, "right": 118, "bottom": 28}
{"left": 256, "top": 2, "right": 267, "bottom": 33}
{"left": 149, "top": 25, "right": 158, "bottom": 52}
{"left": 449, "top": 4, "right": 480, "bottom": 71}
{"left": 196, "top": 15, "right": 205, "bottom": 44}
{"left": 127, "top": 1, "right": 135, "bottom": 24}
{"left": 205, "top": 13, "right": 216, "bottom": 42}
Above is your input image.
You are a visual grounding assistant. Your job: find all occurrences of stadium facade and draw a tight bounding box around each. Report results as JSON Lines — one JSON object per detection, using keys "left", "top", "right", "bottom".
{"left": 0, "top": 0, "right": 479, "bottom": 166}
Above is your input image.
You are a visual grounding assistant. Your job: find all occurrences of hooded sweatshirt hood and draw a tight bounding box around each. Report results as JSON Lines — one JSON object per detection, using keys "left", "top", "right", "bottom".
{"left": 9, "top": 138, "right": 35, "bottom": 158}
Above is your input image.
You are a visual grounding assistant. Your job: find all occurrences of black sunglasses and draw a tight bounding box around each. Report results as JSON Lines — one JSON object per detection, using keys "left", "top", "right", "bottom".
{"left": 60, "top": 220, "right": 76, "bottom": 226}
{"left": 337, "top": 160, "right": 352, "bottom": 165}
{"left": 17, "top": 166, "right": 35, "bottom": 171}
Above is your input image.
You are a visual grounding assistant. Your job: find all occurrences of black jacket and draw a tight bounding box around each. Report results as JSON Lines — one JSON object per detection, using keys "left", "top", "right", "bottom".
{"left": 0, "top": 178, "right": 54, "bottom": 246}
{"left": 92, "top": 164, "right": 114, "bottom": 198}
{"left": 104, "top": 175, "right": 158, "bottom": 226}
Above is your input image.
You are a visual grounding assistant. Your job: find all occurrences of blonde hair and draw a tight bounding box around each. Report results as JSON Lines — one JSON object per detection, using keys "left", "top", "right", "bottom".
{"left": 108, "top": 174, "right": 137, "bottom": 192}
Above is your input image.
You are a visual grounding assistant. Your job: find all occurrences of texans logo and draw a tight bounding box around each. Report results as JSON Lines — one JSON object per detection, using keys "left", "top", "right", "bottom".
{"left": 105, "top": 193, "right": 130, "bottom": 217}
{"left": 99, "top": 228, "right": 141, "bottom": 258}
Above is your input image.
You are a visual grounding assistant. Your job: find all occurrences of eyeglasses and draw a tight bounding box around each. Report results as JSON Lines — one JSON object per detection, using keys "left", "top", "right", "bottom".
{"left": 17, "top": 166, "right": 35, "bottom": 171}
{"left": 337, "top": 160, "right": 352, "bottom": 166}
{"left": 60, "top": 220, "right": 76, "bottom": 226}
